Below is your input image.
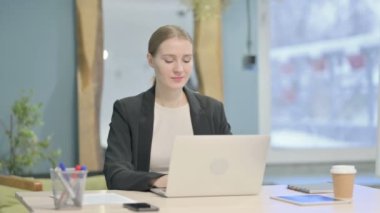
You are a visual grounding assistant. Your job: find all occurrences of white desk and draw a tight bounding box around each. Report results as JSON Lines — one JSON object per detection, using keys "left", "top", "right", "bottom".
{"left": 16, "top": 185, "right": 380, "bottom": 213}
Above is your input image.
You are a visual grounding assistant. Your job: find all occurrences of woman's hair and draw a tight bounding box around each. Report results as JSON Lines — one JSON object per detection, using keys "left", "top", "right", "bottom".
{"left": 148, "top": 25, "right": 193, "bottom": 56}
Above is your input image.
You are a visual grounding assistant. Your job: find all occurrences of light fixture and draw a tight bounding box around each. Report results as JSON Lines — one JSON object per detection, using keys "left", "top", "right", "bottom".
{"left": 103, "top": 50, "right": 109, "bottom": 60}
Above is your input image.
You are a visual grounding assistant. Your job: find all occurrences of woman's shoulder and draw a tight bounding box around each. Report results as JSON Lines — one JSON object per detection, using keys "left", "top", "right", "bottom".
{"left": 115, "top": 87, "right": 154, "bottom": 109}
{"left": 186, "top": 88, "right": 223, "bottom": 107}
{"left": 118, "top": 92, "right": 144, "bottom": 105}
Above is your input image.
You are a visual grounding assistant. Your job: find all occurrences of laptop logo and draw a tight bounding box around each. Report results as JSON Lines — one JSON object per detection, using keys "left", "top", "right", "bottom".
{"left": 209, "top": 158, "right": 229, "bottom": 175}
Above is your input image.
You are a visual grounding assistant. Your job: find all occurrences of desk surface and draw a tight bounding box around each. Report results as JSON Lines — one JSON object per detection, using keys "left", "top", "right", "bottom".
{"left": 16, "top": 185, "right": 380, "bottom": 213}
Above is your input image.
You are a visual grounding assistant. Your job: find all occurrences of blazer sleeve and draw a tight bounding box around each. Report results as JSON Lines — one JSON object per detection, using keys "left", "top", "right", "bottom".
{"left": 215, "top": 101, "right": 232, "bottom": 135}
{"left": 103, "top": 100, "right": 162, "bottom": 191}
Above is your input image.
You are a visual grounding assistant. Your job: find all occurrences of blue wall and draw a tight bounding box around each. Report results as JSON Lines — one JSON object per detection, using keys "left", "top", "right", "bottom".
{"left": 223, "top": 0, "right": 259, "bottom": 134}
{"left": 0, "top": 0, "right": 77, "bottom": 174}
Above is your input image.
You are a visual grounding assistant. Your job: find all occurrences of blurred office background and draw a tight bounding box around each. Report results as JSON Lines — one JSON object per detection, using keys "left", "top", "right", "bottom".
{"left": 0, "top": 0, "right": 379, "bottom": 187}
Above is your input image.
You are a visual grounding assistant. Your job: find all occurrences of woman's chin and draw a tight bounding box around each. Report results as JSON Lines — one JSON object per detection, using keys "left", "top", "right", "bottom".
{"left": 169, "top": 82, "right": 187, "bottom": 89}
{"left": 170, "top": 85, "right": 185, "bottom": 90}
{"left": 158, "top": 80, "right": 188, "bottom": 90}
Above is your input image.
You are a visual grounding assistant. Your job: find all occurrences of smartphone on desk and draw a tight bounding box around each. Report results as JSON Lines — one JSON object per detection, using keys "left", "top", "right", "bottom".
{"left": 123, "top": 202, "right": 159, "bottom": 212}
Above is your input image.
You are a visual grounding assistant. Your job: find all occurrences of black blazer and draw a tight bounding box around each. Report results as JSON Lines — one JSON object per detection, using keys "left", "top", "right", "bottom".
{"left": 103, "top": 86, "right": 232, "bottom": 191}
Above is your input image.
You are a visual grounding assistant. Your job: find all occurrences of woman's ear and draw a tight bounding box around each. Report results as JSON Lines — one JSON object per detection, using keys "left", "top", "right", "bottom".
{"left": 147, "top": 53, "right": 154, "bottom": 68}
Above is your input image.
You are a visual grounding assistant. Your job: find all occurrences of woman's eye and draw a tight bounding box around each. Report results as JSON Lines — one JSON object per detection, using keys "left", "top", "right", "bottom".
{"left": 164, "top": 60, "right": 174, "bottom": 63}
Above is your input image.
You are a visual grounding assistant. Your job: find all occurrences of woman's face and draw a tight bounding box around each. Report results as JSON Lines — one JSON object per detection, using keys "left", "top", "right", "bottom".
{"left": 148, "top": 37, "right": 193, "bottom": 90}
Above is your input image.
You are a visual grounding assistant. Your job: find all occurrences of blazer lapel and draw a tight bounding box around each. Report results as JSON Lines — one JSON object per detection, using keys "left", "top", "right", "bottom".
{"left": 184, "top": 87, "right": 210, "bottom": 135}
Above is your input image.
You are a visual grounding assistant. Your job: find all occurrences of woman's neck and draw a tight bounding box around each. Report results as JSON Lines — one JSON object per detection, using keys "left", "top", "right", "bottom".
{"left": 155, "top": 85, "right": 187, "bottom": 108}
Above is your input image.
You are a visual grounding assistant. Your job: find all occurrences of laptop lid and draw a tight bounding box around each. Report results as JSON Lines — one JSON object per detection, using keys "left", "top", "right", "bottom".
{"left": 153, "top": 135, "right": 270, "bottom": 197}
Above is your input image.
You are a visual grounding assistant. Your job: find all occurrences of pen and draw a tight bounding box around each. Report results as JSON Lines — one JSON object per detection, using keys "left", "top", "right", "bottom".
{"left": 73, "top": 164, "right": 87, "bottom": 207}
{"left": 71, "top": 164, "right": 81, "bottom": 179}
{"left": 58, "top": 162, "right": 70, "bottom": 182}
{"left": 58, "top": 162, "right": 66, "bottom": 171}
{"left": 53, "top": 167, "right": 76, "bottom": 208}
{"left": 55, "top": 167, "right": 76, "bottom": 198}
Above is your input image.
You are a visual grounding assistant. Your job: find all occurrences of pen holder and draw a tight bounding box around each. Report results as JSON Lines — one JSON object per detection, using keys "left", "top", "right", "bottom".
{"left": 50, "top": 168, "right": 87, "bottom": 209}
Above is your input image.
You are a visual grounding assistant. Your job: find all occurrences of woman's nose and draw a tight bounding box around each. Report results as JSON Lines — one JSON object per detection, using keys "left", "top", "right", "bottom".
{"left": 174, "top": 61, "right": 184, "bottom": 72}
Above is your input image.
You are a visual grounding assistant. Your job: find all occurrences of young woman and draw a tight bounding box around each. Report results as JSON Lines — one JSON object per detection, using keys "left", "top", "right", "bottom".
{"left": 103, "top": 25, "right": 232, "bottom": 191}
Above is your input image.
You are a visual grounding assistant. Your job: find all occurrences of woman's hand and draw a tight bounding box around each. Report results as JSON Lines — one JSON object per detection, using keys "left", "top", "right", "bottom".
{"left": 151, "top": 175, "right": 168, "bottom": 188}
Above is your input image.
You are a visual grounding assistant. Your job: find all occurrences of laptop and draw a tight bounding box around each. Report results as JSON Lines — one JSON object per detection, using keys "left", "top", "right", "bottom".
{"left": 150, "top": 135, "right": 270, "bottom": 197}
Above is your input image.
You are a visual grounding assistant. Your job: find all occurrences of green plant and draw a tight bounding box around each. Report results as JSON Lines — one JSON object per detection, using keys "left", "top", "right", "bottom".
{"left": 0, "top": 91, "right": 61, "bottom": 175}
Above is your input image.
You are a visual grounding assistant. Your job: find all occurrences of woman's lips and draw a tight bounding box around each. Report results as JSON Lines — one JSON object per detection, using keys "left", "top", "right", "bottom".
{"left": 172, "top": 77, "right": 184, "bottom": 82}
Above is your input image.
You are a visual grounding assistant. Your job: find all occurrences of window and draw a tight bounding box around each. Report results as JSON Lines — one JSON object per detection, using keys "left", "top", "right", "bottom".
{"left": 259, "top": 0, "right": 380, "bottom": 162}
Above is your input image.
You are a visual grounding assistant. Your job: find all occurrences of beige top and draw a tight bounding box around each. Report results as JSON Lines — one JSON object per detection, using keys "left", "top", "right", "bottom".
{"left": 149, "top": 102, "right": 193, "bottom": 173}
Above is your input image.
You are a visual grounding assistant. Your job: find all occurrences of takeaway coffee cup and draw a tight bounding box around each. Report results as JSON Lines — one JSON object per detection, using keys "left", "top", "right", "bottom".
{"left": 330, "top": 165, "right": 356, "bottom": 200}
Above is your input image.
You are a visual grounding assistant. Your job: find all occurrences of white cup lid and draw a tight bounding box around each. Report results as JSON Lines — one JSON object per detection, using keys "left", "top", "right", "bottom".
{"left": 330, "top": 165, "right": 356, "bottom": 174}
